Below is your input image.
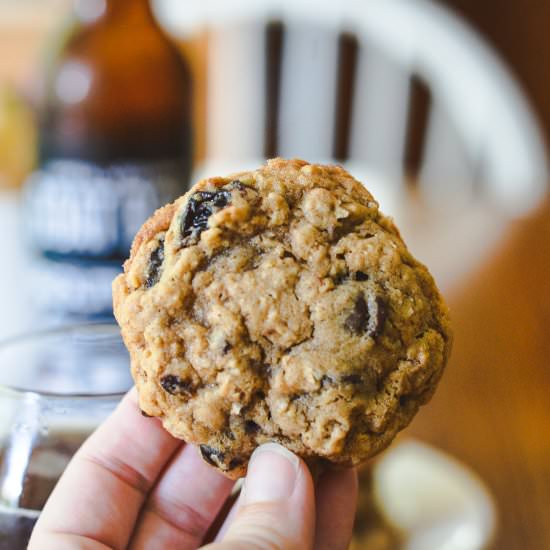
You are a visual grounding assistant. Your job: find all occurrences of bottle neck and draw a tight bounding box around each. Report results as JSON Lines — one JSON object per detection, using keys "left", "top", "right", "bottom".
{"left": 106, "top": 0, "right": 154, "bottom": 20}
{"left": 74, "top": 0, "right": 156, "bottom": 25}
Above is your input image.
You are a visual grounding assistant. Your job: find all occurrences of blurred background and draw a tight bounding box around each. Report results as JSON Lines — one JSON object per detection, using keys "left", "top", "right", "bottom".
{"left": 0, "top": 0, "right": 549, "bottom": 548}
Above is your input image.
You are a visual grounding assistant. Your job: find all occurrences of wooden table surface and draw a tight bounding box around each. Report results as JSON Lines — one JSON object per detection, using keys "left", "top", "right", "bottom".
{"left": 408, "top": 199, "right": 550, "bottom": 549}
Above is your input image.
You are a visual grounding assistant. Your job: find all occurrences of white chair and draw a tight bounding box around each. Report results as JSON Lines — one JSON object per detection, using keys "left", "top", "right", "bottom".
{"left": 156, "top": 0, "right": 548, "bottom": 292}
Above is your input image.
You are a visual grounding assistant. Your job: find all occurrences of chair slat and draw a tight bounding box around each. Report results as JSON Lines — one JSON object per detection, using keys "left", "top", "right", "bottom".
{"left": 277, "top": 22, "right": 340, "bottom": 161}
{"left": 333, "top": 32, "right": 359, "bottom": 161}
{"left": 205, "top": 21, "right": 267, "bottom": 161}
{"left": 264, "top": 20, "right": 285, "bottom": 159}
{"left": 349, "top": 42, "right": 410, "bottom": 185}
{"left": 404, "top": 75, "right": 432, "bottom": 179}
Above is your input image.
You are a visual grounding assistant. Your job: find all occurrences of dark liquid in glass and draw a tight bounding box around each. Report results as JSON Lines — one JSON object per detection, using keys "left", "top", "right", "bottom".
{"left": 0, "top": 429, "right": 90, "bottom": 549}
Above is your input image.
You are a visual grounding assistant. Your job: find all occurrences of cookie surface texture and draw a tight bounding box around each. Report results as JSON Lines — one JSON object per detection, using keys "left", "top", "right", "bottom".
{"left": 113, "top": 159, "right": 452, "bottom": 478}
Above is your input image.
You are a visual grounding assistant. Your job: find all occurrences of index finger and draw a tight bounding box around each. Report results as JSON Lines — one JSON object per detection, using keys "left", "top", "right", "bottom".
{"left": 29, "top": 388, "right": 182, "bottom": 550}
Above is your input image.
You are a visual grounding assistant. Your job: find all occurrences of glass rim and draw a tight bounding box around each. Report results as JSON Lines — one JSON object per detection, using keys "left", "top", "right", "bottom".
{"left": 0, "top": 322, "right": 130, "bottom": 400}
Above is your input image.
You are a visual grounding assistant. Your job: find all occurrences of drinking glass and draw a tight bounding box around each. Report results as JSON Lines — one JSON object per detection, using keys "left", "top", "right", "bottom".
{"left": 0, "top": 323, "right": 131, "bottom": 549}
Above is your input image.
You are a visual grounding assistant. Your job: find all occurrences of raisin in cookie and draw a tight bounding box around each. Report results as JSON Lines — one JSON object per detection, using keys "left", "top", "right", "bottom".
{"left": 113, "top": 159, "right": 452, "bottom": 479}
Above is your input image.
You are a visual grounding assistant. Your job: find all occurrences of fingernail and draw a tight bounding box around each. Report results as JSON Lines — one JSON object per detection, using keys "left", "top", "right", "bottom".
{"left": 243, "top": 443, "right": 300, "bottom": 504}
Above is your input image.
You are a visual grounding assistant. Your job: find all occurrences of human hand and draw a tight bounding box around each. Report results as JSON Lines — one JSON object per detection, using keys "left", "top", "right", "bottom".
{"left": 29, "top": 389, "right": 358, "bottom": 549}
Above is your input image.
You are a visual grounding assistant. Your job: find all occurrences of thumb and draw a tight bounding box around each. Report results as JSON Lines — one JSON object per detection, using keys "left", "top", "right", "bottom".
{"left": 209, "top": 443, "right": 315, "bottom": 550}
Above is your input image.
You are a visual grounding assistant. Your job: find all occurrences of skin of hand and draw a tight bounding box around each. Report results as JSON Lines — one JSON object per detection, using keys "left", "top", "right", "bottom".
{"left": 28, "top": 389, "right": 358, "bottom": 550}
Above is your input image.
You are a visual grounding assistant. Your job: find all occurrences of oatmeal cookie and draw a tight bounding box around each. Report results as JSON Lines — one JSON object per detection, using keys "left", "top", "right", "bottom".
{"left": 113, "top": 159, "right": 452, "bottom": 478}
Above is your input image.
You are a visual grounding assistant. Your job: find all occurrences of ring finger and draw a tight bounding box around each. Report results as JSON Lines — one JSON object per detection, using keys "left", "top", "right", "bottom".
{"left": 129, "top": 443, "right": 235, "bottom": 549}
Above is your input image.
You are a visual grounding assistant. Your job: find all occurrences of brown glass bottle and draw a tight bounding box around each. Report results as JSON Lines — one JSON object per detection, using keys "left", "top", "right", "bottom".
{"left": 25, "top": 0, "right": 193, "bottom": 261}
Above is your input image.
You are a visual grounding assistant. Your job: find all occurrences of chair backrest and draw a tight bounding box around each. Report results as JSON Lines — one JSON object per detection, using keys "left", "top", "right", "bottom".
{"left": 156, "top": 0, "right": 548, "bottom": 289}
{"left": 157, "top": 0, "right": 548, "bottom": 214}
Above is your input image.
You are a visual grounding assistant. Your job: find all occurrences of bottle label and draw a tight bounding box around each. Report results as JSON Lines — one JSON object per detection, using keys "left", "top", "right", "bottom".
{"left": 27, "top": 255, "right": 122, "bottom": 316}
{"left": 24, "top": 159, "right": 188, "bottom": 258}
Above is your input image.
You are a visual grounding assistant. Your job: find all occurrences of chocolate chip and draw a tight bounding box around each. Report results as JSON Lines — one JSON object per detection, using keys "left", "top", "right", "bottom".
{"left": 223, "top": 341, "right": 232, "bottom": 354}
{"left": 345, "top": 295, "right": 368, "bottom": 334}
{"left": 180, "top": 190, "right": 232, "bottom": 241}
{"left": 200, "top": 445, "right": 225, "bottom": 468}
{"left": 344, "top": 292, "right": 388, "bottom": 338}
{"left": 342, "top": 374, "right": 362, "bottom": 385}
{"left": 145, "top": 239, "right": 164, "bottom": 288}
{"left": 140, "top": 409, "right": 152, "bottom": 418}
{"left": 228, "top": 457, "right": 244, "bottom": 470}
{"left": 354, "top": 271, "right": 369, "bottom": 281}
{"left": 282, "top": 251, "right": 296, "bottom": 260}
{"left": 160, "top": 375, "right": 193, "bottom": 396}
{"left": 245, "top": 420, "right": 260, "bottom": 434}
{"left": 332, "top": 272, "right": 348, "bottom": 285}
